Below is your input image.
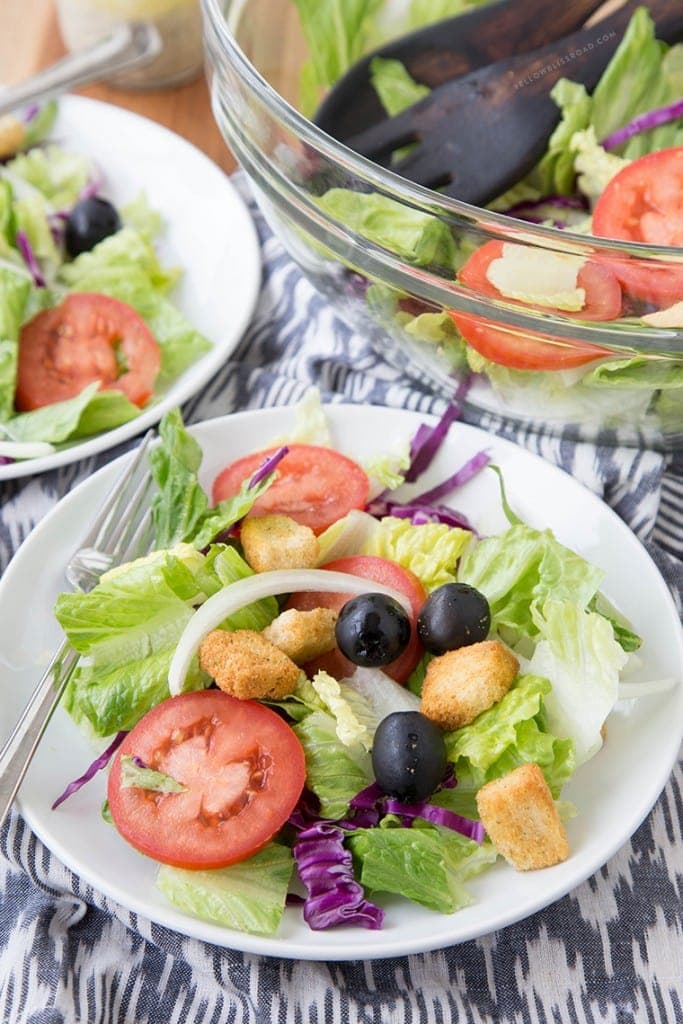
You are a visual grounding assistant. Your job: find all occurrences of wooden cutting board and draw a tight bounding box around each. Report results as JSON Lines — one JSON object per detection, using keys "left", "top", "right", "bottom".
{"left": 1, "top": 0, "right": 237, "bottom": 173}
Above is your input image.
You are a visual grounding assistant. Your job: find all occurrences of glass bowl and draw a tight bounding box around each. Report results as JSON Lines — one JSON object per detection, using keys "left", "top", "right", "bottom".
{"left": 202, "top": 0, "right": 683, "bottom": 449}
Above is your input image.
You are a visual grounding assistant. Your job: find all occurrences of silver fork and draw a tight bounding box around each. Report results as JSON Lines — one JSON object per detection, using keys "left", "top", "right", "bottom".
{"left": 0, "top": 432, "right": 156, "bottom": 829}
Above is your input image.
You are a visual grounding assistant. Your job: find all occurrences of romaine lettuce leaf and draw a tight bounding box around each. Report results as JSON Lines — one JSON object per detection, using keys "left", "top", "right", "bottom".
{"left": 441, "top": 674, "right": 575, "bottom": 818}
{"left": 315, "top": 189, "right": 457, "bottom": 269}
{"left": 0, "top": 267, "right": 32, "bottom": 420}
{"left": 309, "top": 670, "right": 378, "bottom": 749}
{"left": 526, "top": 600, "right": 628, "bottom": 765}
{"left": 364, "top": 516, "right": 471, "bottom": 591}
{"left": 369, "top": 56, "right": 429, "bottom": 116}
{"left": 457, "top": 522, "right": 604, "bottom": 644}
{"left": 349, "top": 820, "right": 497, "bottom": 912}
{"left": 6, "top": 144, "right": 90, "bottom": 208}
{"left": 293, "top": 710, "right": 372, "bottom": 818}
{"left": 157, "top": 843, "right": 294, "bottom": 935}
{"left": 4, "top": 382, "right": 139, "bottom": 444}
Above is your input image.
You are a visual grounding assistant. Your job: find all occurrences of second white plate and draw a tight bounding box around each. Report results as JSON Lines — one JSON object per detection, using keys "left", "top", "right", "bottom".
{"left": 0, "top": 95, "right": 260, "bottom": 481}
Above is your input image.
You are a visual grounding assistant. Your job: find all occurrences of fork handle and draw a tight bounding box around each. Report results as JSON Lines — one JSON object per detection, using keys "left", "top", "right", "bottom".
{"left": 0, "top": 640, "right": 78, "bottom": 829}
{"left": 0, "top": 22, "right": 160, "bottom": 119}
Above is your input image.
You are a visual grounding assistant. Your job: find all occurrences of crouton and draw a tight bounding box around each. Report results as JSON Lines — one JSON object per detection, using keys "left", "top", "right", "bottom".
{"left": 263, "top": 607, "right": 338, "bottom": 664}
{"left": 240, "top": 514, "right": 319, "bottom": 573}
{"left": 0, "top": 115, "right": 26, "bottom": 160}
{"left": 198, "top": 629, "right": 302, "bottom": 700}
{"left": 420, "top": 639, "right": 518, "bottom": 730}
{"left": 476, "top": 763, "right": 569, "bottom": 871}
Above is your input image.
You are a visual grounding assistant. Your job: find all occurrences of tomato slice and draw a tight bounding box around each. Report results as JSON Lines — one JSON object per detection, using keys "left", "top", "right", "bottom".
{"left": 286, "top": 555, "right": 427, "bottom": 684}
{"left": 450, "top": 240, "right": 618, "bottom": 370}
{"left": 15, "top": 293, "right": 161, "bottom": 412}
{"left": 212, "top": 444, "right": 370, "bottom": 535}
{"left": 592, "top": 147, "right": 683, "bottom": 305}
{"left": 107, "top": 691, "right": 306, "bottom": 870}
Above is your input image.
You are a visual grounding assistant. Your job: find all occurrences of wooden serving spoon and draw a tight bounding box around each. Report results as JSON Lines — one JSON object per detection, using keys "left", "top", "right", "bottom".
{"left": 315, "top": 0, "right": 606, "bottom": 141}
{"left": 330, "top": 0, "right": 682, "bottom": 205}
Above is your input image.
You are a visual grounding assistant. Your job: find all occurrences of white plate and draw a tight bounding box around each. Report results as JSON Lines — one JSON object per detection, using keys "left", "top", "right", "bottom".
{"left": 0, "top": 95, "right": 260, "bottom": 481}
{"left": 1, "top": 404, "right": 681, "bottom": 960}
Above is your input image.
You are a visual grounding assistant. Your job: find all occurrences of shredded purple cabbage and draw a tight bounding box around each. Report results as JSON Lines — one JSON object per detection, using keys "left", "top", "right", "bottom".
{"left": 404, "top": 380, "right": 469, "bottom": 483}
{"left": 51, "top": 731, "right": 127, "bottom": 810}
{"left": 502, "top": 194, "right": 588, "bottom": 216}
{"left": 22, "top": 104, "right": 40, "bottom": 124}
{"left": 248, "top": 445, "right": 289, "bottom": 488}
{"left": 0, "top": 456, "right": 14, "bottom": 466}
{"left": 408, "top": 450, "right": 491, "bottom": 507}
{"left": 601, "top": 99, "right": 683, "bottom": 151}
{"left": 291, "top": 818, "right": 384, "bottom": 930}
{"left": 15, "top": 230, "right": 46, "bottom": 287}
{"left": 78, "top": 164, "right": 105, "bottom": 201}
{"left": 367, "top": 499, "right": 476, "bottom": 532}
{"left": 384, "top": 799, "right": 485, "bottom": 842}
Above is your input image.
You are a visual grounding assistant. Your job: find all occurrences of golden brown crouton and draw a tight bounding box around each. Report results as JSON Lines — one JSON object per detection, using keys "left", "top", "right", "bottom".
{"left": 476, "top": 763, "right": 569, "bottom": 871}
{"left": 263, "top": 607, "right": 338, "bottom": 665}
{"left": 240, "top": 514, "right": 319, "bottom": 573}
{"left": 0, "top": 115, "right": 26, "bottom": 160}
{"left": 198, "top": 629, "right": 302, "bottom": 700}
{"left": 420, "top": 639, "right": 518, "bottom": 730}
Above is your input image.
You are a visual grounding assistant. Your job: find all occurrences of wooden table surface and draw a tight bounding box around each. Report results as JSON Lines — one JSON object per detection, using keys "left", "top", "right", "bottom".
{"left": 0, "top": 0, "right": 237, "bottom": 172}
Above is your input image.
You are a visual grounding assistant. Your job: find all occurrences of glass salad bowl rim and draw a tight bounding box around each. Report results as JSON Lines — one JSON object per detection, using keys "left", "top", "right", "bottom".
{"left": 203, "top": 0, "right": 683, "bottom": 264}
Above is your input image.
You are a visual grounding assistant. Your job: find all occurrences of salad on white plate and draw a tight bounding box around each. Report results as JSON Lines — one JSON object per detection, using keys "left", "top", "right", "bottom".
{"left": 39, "top": 390, "right": 680, "bottom": 947}
{"left": 0, "top": 95, "right": 260, "bottom": 478}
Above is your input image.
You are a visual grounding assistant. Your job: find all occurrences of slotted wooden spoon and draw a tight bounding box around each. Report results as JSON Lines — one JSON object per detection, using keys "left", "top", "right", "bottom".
{"left": 335, "top": 0, "right": 682, "bottom": 205}
{"left": 315, "top": 0, "right": 606, "bottom": 141}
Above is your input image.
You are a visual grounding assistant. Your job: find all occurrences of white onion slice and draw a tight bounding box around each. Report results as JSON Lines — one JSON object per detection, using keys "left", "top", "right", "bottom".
{"left": 342, "top": 666, "right": 421, "bottom": 719}
{"left": 617, "top": 678, "right": 677, "bottom": 701}
{"left": 168, "top": 569, "right": 412, "bottom": 696}
{"left": 0, "top": 440, "right": 56, "bottom": 459}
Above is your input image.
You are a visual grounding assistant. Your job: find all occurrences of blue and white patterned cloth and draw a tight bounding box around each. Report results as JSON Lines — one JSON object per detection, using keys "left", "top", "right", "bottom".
{"left": 1, "top": 177, "right": 682, "bottom": 1024}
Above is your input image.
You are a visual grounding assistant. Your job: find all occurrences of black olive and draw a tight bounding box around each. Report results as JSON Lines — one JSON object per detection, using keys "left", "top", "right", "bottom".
{"left": 64, "top": 197, "right": 122, "bottom": 257}
{"left": 417, "top": 582, "right": 491, "bottom": 655}
{"left": 335, "top": 592, "right": 410, "bottom": 668}
{"left": 372, "top": 711, "right": 447, "bottom": 803}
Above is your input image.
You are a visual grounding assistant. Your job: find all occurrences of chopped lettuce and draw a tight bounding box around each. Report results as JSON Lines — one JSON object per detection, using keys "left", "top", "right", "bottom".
{"left": 293, "top": 710, "right": 373, "bottom": 819}
{"left": 315, "top": 190, "right": 457, "bottom": 269}
{"left": 309, "top": 670, "right": 377, "bottom": 750}
{"left": 369, "top": 56, "right": 429, "bottom": 116}
{"left": 157, "top": 844, "right": 294, "bottom": 935}
{"left": 6, "top": 144, "right": 90, "bottom": 208}
{"left": 4, "top": 382, "right": 139, "bottom": 444}
{"left": 149, "top": 409, "right": 279, "bottom": 550}
{"left": 364, "top": 516, "right": 471, "bottom": 591}
{"left": 0, "top": 268, "right": 32, "bottom": 421}
{"left": 458, "top": 522, "right": 604, "bottom": 645}
{"left": 270, "top": 386, "right": 333, "bottom": 447}
{"left": 361, "top": 438, "right": 411, "bottom": 491}
{"left": 526, "top": 600, "right": 628, "bottom": 765}
{"left": 120, "top": 754, "right": 186, "bottom": 793}
{"left": 442, "top": 675, "right": 575, "bottom": 818}
{"left": 56, "top": 542, "right": 277, "bottom": 736}
{"left": 569, "top": 128, "right": 629, "bottom": 202}
{"left": 349, "top": 820, "right": 496, "bottom": 913}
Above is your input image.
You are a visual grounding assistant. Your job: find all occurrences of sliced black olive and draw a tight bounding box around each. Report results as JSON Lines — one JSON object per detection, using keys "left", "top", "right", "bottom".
{"left": 372, "top": 710, "right": 447, "bottom": 803}
{"left": 417, "top": 582, "right": 491, "bottom": 655}
{"left": 65, "top": 197, "right": 122, "bottom": 257}
{"left": 335, "top": 592, "right": 410, "bottom": 668}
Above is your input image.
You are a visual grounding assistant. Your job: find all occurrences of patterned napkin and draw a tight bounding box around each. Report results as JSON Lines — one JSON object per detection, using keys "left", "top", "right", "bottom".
{"left": 1, "top": 176, "right": 681, "bottom": 1024}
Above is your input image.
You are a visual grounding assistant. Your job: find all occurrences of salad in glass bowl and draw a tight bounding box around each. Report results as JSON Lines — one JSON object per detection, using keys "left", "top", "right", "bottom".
{"left": 203, "top": 0, "right": 683, "bottom": 447}
{"left": 46, "top": 392, "right": 677, "bottom": 945}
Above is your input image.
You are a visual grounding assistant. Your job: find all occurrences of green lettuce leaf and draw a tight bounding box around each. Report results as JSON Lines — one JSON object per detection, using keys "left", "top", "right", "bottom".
{"left": 157, "top": 843, "right": 294, "bottom": 935}
{"left": 526, "top": 600, "right": 628, "bottom": 765}
{"left": 4, "top": 382, "right": 139, "bottom": 444}
{"left": 0, "top": 267, "right": 32, "bottom": 421}
{"left": 349, "top": 820, "right": 497, "bottom": 912}
{"left": 315, "top": 189, "right": 457, "bottom": 269}
{"left": 120, "top": 754, "right": 186, "bottom": 793}
{"left": 369, "top": 56, "right": 429, "bottom": 116}
{"left": 364, "top": 516, "right": 471, "bottom": 591}
{"left": 293, "top": 709, "right": 372, "bottom": 818}
{"left": 149, "top": 409, "right": 279, "bottom": 550}
{"left": 441, "top": 674, "right": 575, "bottom": 818}
{"left": 457, "top": 522, "right": 604, "bottom": 645}
{"left": 6, "top": 144, "right": 90, "bottom": 208}
{"left": 22, "top": 101, "right": 58, "bottom": 150}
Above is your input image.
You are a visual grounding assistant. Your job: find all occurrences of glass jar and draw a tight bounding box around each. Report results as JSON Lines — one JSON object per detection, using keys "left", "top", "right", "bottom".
{"left": 56, "top": 0, "right": 204, "bottom": 89}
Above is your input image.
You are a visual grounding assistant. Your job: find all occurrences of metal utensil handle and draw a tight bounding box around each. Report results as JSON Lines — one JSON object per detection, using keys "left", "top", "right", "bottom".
{"left": 0, "top": 639, "right": 79, "bottom": 829}
{"left": 0, "top": 21, "right": 161, "bottom": 119}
